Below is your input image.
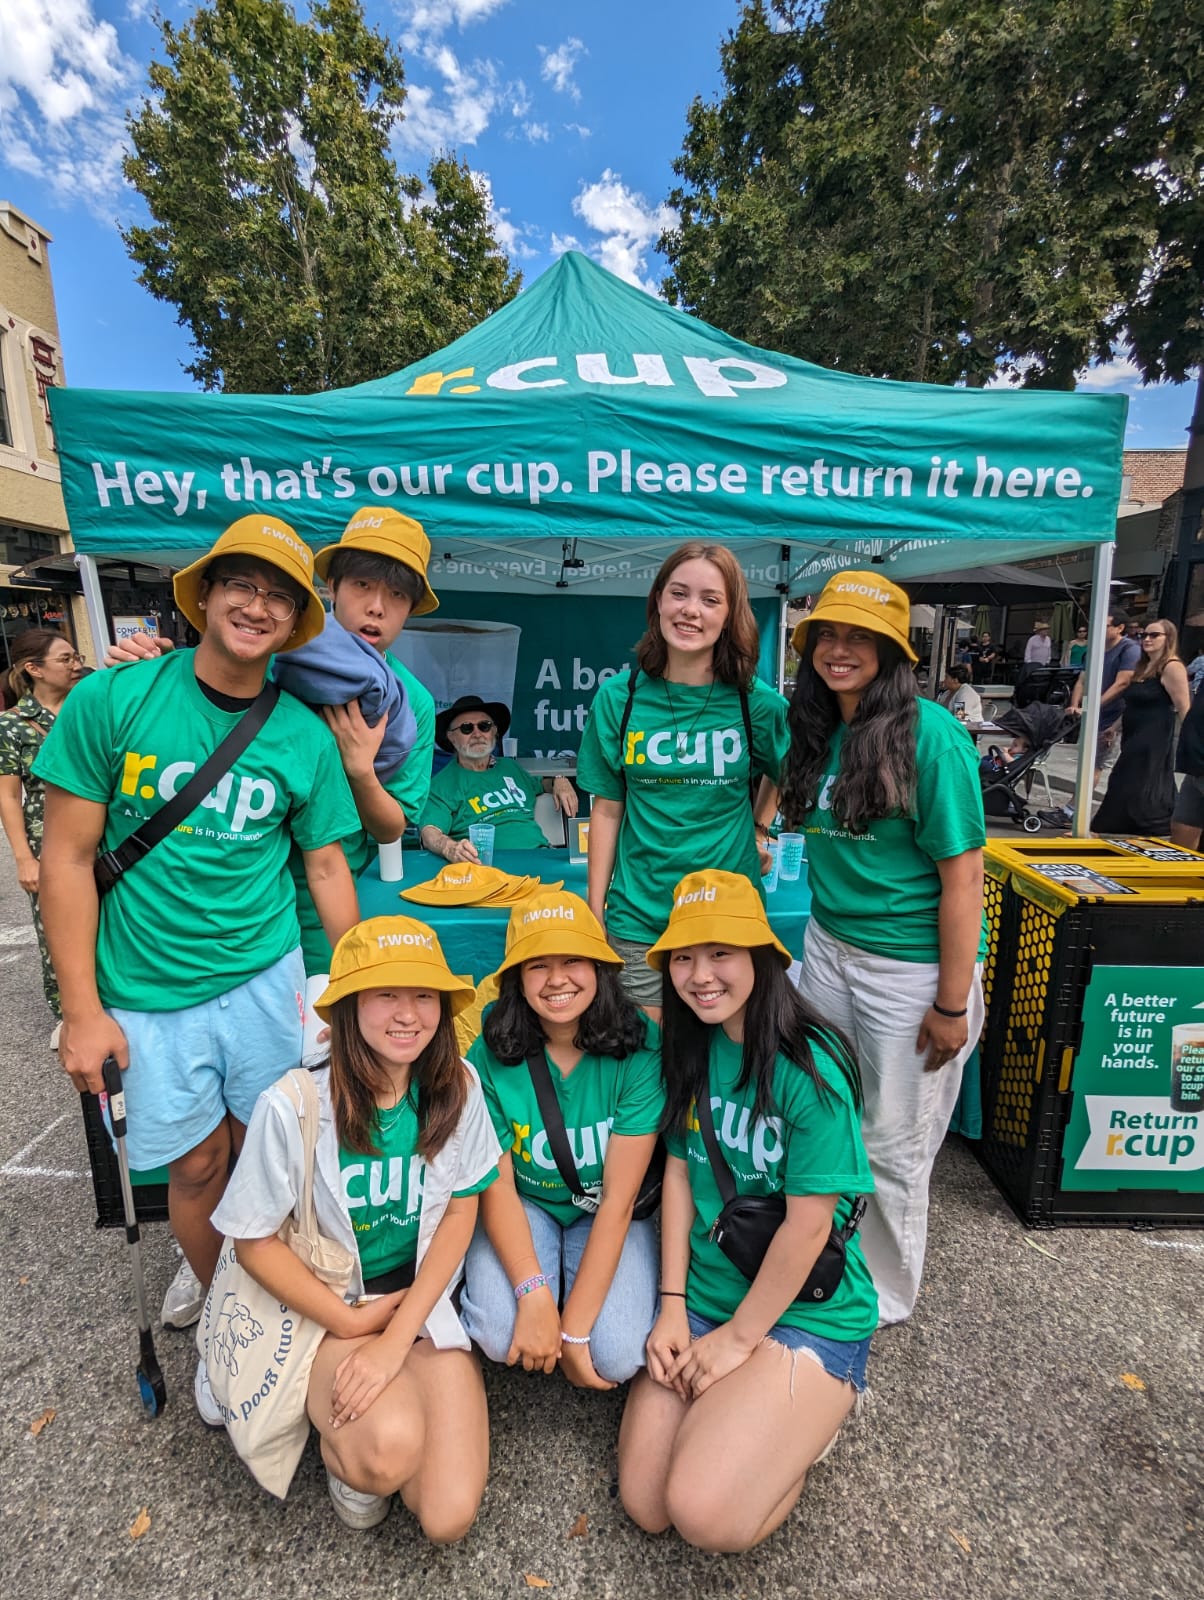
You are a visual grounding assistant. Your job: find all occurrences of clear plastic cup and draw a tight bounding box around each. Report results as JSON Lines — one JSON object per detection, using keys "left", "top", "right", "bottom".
{"left": 468, "top": 823, "right": 496, "bottom": 866}
{"left": 778, "top": 832, "right": 806, "bottom": 881}
{"left": 761, "top": 838, "right": 780, "bottom": 893}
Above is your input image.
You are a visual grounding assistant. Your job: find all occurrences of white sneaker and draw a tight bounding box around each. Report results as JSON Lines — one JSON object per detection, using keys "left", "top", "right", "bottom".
{"left": 327, "top": 1471, "right": 390, "bottom": 1530}
{"left": 194, "top": 1361, "right": 223, "bottom": 1429}
{"left": 161, "top": 1258, "right": 205, "bottom": 1330}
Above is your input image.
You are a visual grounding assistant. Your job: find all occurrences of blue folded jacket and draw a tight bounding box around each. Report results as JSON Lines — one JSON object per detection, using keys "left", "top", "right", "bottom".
{"left": 271, "top": 613, "right": 418, "bottom": 783}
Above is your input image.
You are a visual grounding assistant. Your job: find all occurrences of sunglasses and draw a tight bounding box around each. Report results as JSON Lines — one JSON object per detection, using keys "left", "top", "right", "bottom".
{"left": 1139, "top": 631, "right": 1165, "bottom": 641}
{"left": 453, "top": 719, "right": 495, "bottom": 734}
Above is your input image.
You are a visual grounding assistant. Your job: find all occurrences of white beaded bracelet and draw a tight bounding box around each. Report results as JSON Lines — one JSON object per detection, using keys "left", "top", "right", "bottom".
{"left": 560, "top": 1332, "right": 591, "bottom": 1346}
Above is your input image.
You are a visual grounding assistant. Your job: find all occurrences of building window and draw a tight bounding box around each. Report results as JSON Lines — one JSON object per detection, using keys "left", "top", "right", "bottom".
{"left": 0, "top": 332, "right": 12, "bottom": 448}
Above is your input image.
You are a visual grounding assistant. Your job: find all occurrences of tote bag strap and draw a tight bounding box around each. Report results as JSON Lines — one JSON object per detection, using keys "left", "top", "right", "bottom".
{"left": 524, "top": 1047, "right": 587, "bottom": 1199}
{"left": 692, "top": 1073, "right": 738, "bottom": 1209}
{"left": 281, "top": 1069, "right": 323, "bottom": 1238}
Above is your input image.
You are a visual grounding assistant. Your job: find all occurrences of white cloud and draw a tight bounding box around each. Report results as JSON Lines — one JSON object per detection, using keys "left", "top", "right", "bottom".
{"left": 0, "top": 0, "right": 137, "bottom": 213}
{"left": 539, "top": 38, "right": 586, "bottom": 101}
{"left": 550, "top": 231, "right": 583, "bottom": 256}
{"left": 564, "top": 121, "right": 591, "bottom": 138}
{"left": 472, "top": 169, "right": 539, "bottom": 262}
{"left": 396, "top": 46, "right": 500, "bottom": 151}
{"left": 571, "top": 168, "right": 677, "bottom": 293}
{"left": 1075, "top": 352, "right": 1142, "bottom": 390}
{"left": 522, "top": 121, "right": 549, "bottom": 142}
{"left": 400, "top": 0, "right": 510, "bottom": 49}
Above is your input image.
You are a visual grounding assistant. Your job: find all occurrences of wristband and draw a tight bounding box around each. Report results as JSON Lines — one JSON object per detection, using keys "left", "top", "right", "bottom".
{"left": 560, "top": 1332, "right": 591, "bottom": 1346}
{"left": 931, "top": 1002, "right": 968, "bottom": 1019}
{"left": 513, "top": 1274, "right": 549, "bottom": 1300}
{"left": 658, "top": 1290, "right": 687, "bottom": 1298}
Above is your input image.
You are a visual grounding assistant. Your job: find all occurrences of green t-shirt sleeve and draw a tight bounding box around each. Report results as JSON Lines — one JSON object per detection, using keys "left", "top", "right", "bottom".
{"left": 419, "top": 763, "right": 457, "bottom": 834}
{"left": 30, "top": 671, "right": 116, "bottom": 800}
{"left": 750, "top": 680, "right": 790, "bottom": 785}
{"left": 389, "top": 672, "right": 435, "bottom": 826}
{"left": 288, "top": 724, "right": 361, "bottom": 850}
{"left": 453, "top": 1164, "right": 498, "bottom": 1198}
{"left": 778, "top": 1050, "right": 873, "bottom": 1197}
{"left": 612, "top": 1043, "right": 667, "bottom": 1137}
{"left": 577, "top": 675, "right": 627, "bottom": 802}
{"left": 912, "top": 715, "right": 987, "bottom": 863}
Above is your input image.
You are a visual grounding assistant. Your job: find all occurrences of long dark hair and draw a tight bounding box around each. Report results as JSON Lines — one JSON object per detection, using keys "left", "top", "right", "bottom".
{"left": 484, "top": 962, "right": 649, "bottom": 1064}
{"left": 326, "top": 992, "right": 467, "bottom": 1160}
{"left": 636, "top": 542, "right": 760, "bottom": 688}
{"left": 661, "top": 946, "right": 861, "bottom": 1134}
{"left": 780, "top": 631, "right": 919, "bottom": 832}
{"left": 662, "top": 947, "right": 858, "bottom": 1139}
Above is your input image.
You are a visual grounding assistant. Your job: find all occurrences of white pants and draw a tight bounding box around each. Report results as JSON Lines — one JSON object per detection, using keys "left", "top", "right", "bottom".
{"left": 801, "top": 919, "right": 985, "bottom": 1326}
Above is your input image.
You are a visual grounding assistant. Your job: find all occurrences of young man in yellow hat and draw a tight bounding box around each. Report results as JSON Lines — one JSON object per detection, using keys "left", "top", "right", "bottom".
{"left": 107, "top": 507, "right": 439, "bottom": 976}
{"left": 35, "top": 515, "right": 361, "bottom": 1325}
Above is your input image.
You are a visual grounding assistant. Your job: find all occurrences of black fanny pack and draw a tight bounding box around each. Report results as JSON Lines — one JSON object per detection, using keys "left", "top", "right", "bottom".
{"left": 525, "top": 1047, "right": 665, "bottom": 1221}
{"left": 695, "top": 1079, "right": 865, "bottom": 1304}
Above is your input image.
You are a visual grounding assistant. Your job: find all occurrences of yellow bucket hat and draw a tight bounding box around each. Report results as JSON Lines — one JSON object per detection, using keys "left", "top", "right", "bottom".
{"left": 646, "top": 869, "right": 791, "bottom": 970}
{"left": 173, "top": 514, "right": 326, "bottom": 649}
{"left": 790, "top": 569, "right": 917, "bottom": 664}
{"left": 314, "top": 915, "right": 476, "bottom": 1019}
{"left": 488, "top": 890, "right": 621, "bottom": 984}
{"left": 314, "top": 506, "right": 439, "bottom": 615}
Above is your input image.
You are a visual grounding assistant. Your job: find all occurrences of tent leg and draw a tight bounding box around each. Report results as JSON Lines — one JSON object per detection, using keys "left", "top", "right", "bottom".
{"left": 778, "top": 593, "right": 789, "bottom": 695}
{"left": 926, "top": 605, "right": 944, "bottom": 698}
{"left": 75, "top": 554, "right": 112, "bottom": 666}
{"left": 1072, "top": 542, "right": 1115, "bottom": 835}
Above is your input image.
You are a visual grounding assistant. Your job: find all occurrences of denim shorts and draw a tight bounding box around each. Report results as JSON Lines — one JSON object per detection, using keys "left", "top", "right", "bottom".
{"left": 686, "top": 1309, "right": 871, "bottom": 1392}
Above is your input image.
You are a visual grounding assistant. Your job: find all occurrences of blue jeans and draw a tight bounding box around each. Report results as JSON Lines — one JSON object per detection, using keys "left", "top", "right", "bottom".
{"left": 686, "top": 1309, "right": 872, "bottom": 1392}
{"left": 460, "top": 1197, "right": 658, "bottom": 1383}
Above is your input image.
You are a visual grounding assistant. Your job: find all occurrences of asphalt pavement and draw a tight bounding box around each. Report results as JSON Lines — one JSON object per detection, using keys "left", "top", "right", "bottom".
{"left": 0, "top": 846, "right": 1199, "bottom": 1600}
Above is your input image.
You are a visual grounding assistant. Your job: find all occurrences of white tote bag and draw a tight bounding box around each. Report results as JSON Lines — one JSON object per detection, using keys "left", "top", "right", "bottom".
{"left": 196, "top": 1070, "right": 355, "bottom": 1499}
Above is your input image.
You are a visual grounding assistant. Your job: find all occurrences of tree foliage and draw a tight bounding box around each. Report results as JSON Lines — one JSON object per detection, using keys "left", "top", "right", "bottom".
{"left": 662, "top": 0, "right": 1204, "bottom": 388}
{"left": 122, "top": 0, "right": 519, "bottom": 393}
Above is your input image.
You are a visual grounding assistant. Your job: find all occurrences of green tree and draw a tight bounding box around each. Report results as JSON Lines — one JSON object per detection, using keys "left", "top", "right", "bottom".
{"left": 122, "top": 0, "right": 519, "bottom": 393}
{"left": 662, "top": 0, "right": 1200, "bottom": 390}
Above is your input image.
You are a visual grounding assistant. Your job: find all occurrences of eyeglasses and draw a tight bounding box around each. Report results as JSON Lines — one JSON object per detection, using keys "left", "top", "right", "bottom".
{"left": 47, "top": 651, "right": 83, "bottom": 665}
{"left": 453, "top": 719, "right": 495, "bottom": 735}
{"left": 214, "top": 576, "right": 298, "bottom": 621}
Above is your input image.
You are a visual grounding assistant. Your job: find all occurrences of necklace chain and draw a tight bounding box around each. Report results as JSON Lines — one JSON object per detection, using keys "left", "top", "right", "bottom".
{"left": 663, "top": 675, "right": 716, "bottom": 757}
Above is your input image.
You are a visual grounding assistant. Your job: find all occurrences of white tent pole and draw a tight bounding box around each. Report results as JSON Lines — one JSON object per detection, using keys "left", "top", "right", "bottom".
{"left": 75, "top": 554, "right": 112, "bottom": 666}
{"left": 777, "top": 592, "right": 790, "bottom": 694}
{"left": 1071, "top": 540, "right": 1115, "bottom": 835}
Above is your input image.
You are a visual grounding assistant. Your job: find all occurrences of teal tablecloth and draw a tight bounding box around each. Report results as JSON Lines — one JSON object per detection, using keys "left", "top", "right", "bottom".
{"left": 357, "top": 848, "right": 812, "bottom": 982}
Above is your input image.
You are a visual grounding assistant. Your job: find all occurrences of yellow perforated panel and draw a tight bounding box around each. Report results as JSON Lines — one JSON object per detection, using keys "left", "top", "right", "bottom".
{"left": 992, "top": 898, "right": 1057, "bottom": 1149}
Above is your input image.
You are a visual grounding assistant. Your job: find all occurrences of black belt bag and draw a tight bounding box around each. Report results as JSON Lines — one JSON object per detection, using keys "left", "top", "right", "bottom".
{"left": 525, "top": 1047, "right": 665, "bottom": 1221}
{"left": 695, "top": 1079, "right": 865, "bottom": 1304}
{"left": 94, "top": 681, "right": 280, "bottom": 897}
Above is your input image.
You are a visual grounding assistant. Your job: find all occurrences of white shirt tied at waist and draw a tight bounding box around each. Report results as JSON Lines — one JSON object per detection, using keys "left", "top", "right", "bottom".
{"left": 212, "top": 1062, "right": 501, "bottom": 1350}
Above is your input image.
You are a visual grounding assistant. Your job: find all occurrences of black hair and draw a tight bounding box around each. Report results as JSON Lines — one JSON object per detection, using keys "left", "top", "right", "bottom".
{"left": 1107, "top": 607, "right": 1130, "bottom": 629}
{"left": 780, "top": 632, "right": 919, "bottom": 832}
{"left": 201, "top": 555, "right": 310, "bottom": 615}
{"left": 946, "top": 663, "right": 971, "bottom": 684}
{"left": 483, "top": 962, "right": 649, "bottom": 1064}
{"left": 328, "top": 548, "right": 425, "bottom": 609}
{"left": 660, "top": 946, "right": 861, "bottom": 1133}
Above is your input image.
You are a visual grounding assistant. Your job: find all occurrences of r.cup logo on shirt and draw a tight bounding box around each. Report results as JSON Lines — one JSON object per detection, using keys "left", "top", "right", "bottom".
{"left": 516, "top": 1117, "right": 615, "bottom": 1173}
{"left": 120, "top": 750, "right": 277, "bottom": 833}
{"left": 694, "top": 1095, "right": 784, "bottom": 1174}
{"left": 375, "top": 930, "right": 435, "bottom": 950}
{"left": 468, "top": 774, "right": 528, "bottom": 815}
{"left": 341, "top": 1155, "right": 424, "bottom": 1211}
{"left": 817, "top": 775, "right": 837, "bottom": 813}
{"left": 625, "top": 727, "right": 745, "bottom": 776}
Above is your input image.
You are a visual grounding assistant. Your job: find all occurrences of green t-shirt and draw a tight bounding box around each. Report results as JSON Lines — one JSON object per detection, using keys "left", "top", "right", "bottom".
{"left": 421, "top": 755, "right": 546, "bottom": 850}
{"left": 802, "top": 698, "right": 987, "bottom": 963}
{"left": 339, "top": 1092, "right": 496, "bottom": 1279}
{"left": 468, "top": 1021, "right": 665, "bottom": 1227}
{"left": 293, "top": 651, "right": 437, "bottom": 975}
{"left": 663, "top": 1030, "right": 878, "bottom": 1341}
{"left": 32, "top": 650, "right": 359, "bottom": 1011}
{"left": 577, "top": 671, "right": 789, "bottom": 943}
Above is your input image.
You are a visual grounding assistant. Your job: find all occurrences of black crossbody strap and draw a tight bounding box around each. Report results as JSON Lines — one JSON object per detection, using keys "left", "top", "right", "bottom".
{"left": 524, "top": 1048, "right": 587, "bottom": 1198}
{"left": 616, "top": 666, "right": 640, "bottom": 793}
{"left": 95, "top": 680, "right": 281, "bottom": 895}
{"left": 739, "top": 683, "right": 756, "bottom": 801}
{"left": 692, "top": 1073, "right": 738, "bottom": 1208}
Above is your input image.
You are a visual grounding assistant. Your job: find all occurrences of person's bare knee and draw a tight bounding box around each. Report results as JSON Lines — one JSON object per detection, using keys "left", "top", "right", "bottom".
{"left": 170, "top": 1123, "right": 231, "bottom": 1198}
{"left": 416, "top": 1486, "right": 483, "bottom": 1545}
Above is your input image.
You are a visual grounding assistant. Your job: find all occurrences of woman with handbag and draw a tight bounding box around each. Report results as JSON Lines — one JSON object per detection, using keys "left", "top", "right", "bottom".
{"left": 459, "top": 889, "right": 663, "bottom": 1391}
{"left": 206, "top": 916, "right": 501, "bottom": 1538}
{"left": 618, "top": 871, "right": 876, "bottom": 1553}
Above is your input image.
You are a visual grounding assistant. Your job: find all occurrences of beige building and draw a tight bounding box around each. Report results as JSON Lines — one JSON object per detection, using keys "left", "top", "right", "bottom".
{"left": 0, "top": 201, "right": 94, "bottom": 671}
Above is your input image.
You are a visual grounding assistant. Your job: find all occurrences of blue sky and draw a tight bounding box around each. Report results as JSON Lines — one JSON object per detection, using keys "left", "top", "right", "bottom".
{"left": 0, "top": 0, "right": 1193, "bottom": 448}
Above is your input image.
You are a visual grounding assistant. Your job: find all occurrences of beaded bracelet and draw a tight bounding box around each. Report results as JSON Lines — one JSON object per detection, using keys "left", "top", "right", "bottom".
{"left": 560, "top": 1332, "right": 591, "bottom": 1346}
{"left": 513, "top": 1274, "right": 549, "bottom": 1300}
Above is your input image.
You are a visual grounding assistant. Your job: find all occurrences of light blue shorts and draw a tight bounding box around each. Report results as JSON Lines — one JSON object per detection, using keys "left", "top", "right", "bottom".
{"left": 686, "top": 1309, "right": 872, "bottom": 1392}
{"left": 107, "top": 948, "right": 305, "bottom": 1169}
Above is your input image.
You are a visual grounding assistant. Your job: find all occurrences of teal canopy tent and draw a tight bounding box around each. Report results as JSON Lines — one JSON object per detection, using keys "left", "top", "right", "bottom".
{"left": 47, "top": 252, "right": 1127, "bottom": 825}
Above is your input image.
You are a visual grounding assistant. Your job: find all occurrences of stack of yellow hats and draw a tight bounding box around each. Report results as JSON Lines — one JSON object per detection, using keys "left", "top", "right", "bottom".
{"left": 400, "top": 862, "right": 563, "bottom": 908}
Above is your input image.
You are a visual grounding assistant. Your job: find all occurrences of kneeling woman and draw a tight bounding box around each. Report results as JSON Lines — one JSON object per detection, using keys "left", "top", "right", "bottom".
{"left": 460, "top": 890, "right": 663, "bottom": 1389}
{"left": 209, "top": 917, "right": 501, "bottom": 1539}
{"left": 619, "top": 872, "right": 877, "bottom": 1553}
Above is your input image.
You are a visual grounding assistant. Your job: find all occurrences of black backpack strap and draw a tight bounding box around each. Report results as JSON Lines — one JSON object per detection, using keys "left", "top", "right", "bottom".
{"left": 740, "top": 682, "right": 757, "bottom": 800}
{"left": 524, "top": 1047, "right": 587, "bottom": 1198}
{"left": 616, "top": 666, "right": 640, "bottom": 793}
{"left": 692, "top": 1072, "right": 737, "bottom": 1208}
{"left": 94, "top": 680, "right": 281, "bottom": 896}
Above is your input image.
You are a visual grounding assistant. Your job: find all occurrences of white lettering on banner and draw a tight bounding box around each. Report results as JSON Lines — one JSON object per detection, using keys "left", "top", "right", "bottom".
{"left": 486, "top": 358, "right": 566, "bottom": 391}
{"left": 575, "top": 353, "right": 673, "bottom": 388}
{"left": 681, "top": 356, "right": 788, "bottom": 398}
{"left": 1075, "top": 1095, "right": 1203, "bottom": 1172}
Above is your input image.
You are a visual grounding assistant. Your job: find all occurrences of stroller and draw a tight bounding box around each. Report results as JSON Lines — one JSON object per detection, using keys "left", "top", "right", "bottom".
{"left": 978, "top": 702, "right": 1077, "bottom": 832}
